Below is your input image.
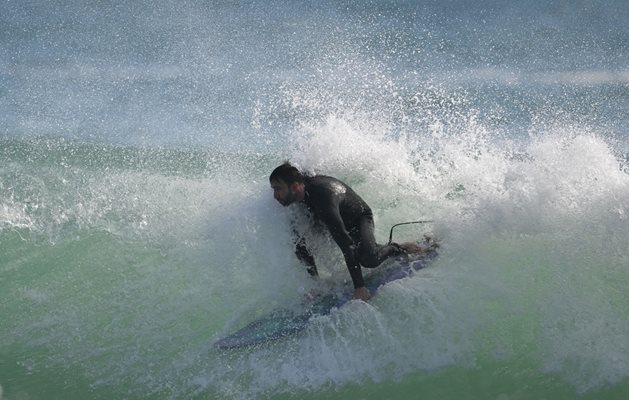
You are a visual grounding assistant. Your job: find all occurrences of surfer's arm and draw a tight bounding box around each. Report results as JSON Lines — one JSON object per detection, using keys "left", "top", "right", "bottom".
{"left": 291, "top": 227, "right": 318, "bottom": 277}
{"left": 295, "top": 236, "right": 318, "bottom": 277}
{"left": 317, "top": 207, "right": 365, "bottom": 289}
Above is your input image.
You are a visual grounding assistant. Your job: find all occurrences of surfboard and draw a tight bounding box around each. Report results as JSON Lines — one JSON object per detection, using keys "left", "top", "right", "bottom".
{"left": 214, "top": 250, "right": 438, "bottom": 349}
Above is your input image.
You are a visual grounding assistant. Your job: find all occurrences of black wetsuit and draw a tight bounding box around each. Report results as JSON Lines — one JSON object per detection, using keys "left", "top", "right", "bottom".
{"left": 294, "top": 175, "right": 401, "bottom": 288}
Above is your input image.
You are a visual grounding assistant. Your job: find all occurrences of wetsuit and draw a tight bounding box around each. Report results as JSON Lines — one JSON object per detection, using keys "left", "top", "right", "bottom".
{"left": 295, "top": 175, "right": 401, "bottom": 288}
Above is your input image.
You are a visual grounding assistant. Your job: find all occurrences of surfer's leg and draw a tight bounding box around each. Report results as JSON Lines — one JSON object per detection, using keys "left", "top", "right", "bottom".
{"left": 355, "top": 216, "right": 402, "bottom": 268}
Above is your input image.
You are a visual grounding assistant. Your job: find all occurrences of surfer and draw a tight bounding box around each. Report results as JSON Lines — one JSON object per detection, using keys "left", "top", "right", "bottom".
{"left": 270, "top": 162, "right": 421, "bottom": 301}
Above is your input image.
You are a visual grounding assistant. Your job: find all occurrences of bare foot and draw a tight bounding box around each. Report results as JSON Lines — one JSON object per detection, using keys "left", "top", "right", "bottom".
{"left": 397, "top": 242, "right": 425, "bottom": 254}
{"left": 395, "top": 237, "right": 439, "bottom": 255}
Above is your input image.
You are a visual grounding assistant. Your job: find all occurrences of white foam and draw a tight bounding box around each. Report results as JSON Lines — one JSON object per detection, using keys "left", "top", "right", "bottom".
{"left": 273, "top": 111, "right": 629, "bottom": 394}
{"left": 0, "top": 203, "right": 33, "bottom": 231}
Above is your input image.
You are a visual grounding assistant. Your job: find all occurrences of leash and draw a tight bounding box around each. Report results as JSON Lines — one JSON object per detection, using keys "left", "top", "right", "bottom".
{"left": 387, "top": 220, "right": 434, "bottom": 244}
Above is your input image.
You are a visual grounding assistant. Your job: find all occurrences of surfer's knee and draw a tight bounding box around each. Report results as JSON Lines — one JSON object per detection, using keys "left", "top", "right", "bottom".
{"left": 358, "top": 252, "right": 380, "bottom": 268}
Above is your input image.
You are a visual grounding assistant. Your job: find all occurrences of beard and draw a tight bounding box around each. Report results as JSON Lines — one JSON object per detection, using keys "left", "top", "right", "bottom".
{"left": 277, "top": 189, "right": 297, "bottom": 206}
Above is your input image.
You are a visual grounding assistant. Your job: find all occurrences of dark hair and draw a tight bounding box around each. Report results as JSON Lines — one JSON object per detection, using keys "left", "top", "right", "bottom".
{"left": 269, "top": 162, "right": 305, "bottom": 184}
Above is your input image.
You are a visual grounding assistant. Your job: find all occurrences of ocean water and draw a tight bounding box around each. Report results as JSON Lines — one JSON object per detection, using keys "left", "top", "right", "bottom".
{"left": 1, "top": 1, "right": 628, "bottom": 399}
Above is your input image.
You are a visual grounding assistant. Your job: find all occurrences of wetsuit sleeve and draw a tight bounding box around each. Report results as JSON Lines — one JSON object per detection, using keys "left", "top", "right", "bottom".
{"left": 316, "top": 206, "right": 365, "bottom": 288}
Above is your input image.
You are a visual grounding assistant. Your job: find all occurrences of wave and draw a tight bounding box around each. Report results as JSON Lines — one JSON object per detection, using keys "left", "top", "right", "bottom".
{"left": 2, "top": 116, "right": 627, "bottom": 399}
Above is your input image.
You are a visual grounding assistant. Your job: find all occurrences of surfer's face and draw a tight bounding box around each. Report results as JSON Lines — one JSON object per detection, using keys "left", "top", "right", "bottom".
{"left": 271, "top": 179, "right": 297, "bottom": 206}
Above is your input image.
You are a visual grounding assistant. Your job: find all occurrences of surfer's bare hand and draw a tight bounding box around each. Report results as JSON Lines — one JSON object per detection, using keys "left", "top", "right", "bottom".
{"left": 352, "top": 287, "right": 371, "bottom": 301}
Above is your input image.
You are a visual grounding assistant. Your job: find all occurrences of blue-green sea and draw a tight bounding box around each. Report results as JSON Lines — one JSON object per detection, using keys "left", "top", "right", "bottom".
{"left": 1, "top": 1, "right": 628, "bottom": 399}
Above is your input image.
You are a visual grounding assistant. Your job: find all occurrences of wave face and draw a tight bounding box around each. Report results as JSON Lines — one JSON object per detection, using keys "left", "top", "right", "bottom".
{"left": 1, "top": 0, "right": 628, "bottom": 399}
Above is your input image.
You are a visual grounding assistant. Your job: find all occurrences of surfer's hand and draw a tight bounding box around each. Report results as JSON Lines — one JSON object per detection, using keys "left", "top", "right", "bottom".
{"left": 352, "top": 287, "right": 371, "bottom": 301}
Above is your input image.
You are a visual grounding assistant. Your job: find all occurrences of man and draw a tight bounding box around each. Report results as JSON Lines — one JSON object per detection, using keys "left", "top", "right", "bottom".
{"left": 269, "top": 162, "right": 418, "bottom": 301}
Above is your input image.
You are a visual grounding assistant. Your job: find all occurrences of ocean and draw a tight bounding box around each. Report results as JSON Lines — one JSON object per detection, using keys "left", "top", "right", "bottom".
{"left": 1, "top": 0, "right": 628, "bottom": 399}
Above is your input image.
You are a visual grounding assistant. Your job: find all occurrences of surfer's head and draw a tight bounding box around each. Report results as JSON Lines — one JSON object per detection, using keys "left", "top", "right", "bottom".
{"left": 270, "top": 162, "right": 305, "bottom": 206}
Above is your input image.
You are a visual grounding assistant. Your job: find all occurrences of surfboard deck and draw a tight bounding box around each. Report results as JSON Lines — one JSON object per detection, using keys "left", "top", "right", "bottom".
{"left": 214, "top": 249, "right": 438, "bottom": 349}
